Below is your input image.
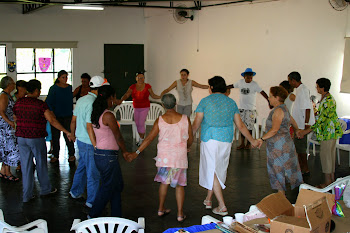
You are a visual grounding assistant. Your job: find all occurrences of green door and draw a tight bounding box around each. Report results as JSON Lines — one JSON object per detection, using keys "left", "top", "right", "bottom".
{"left": 104, "top": 44, "right": 144, "bottom": 99}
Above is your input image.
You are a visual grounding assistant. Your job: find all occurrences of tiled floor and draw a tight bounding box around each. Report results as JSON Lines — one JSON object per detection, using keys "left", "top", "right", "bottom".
{"left": 1, "top": 126, "right": 350, "bottom": 232}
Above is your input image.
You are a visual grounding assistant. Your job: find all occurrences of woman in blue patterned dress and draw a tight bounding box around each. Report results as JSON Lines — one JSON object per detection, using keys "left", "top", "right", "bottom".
{"left": 0, "top": 76, "right": 20, "bottom": 181}
{"left": 192, "top": 76, "right": 261, "bottom": 216}
{"left": 258, "top": 86, "right": 303, "bottom": 194}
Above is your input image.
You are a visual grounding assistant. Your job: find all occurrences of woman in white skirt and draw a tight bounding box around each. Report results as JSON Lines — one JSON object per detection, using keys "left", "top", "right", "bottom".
{"left": 192, "top": 76, "right": 261, "bottom": 216}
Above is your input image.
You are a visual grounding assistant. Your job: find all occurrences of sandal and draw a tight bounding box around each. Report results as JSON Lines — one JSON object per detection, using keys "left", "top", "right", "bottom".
{"left": 177, "top": 215, "right": 186, "bottom": 223}
{"left": 158, "top": 209, "right": 171, "bottom": 217}
{"left": 5, "top": 175, "right": 20, "bottom": 182}
{"left": 203, "top": 200, "right": 212, "bottom": 209}
{"left": 212, "top": 206, "right": 228, "bottom": 216}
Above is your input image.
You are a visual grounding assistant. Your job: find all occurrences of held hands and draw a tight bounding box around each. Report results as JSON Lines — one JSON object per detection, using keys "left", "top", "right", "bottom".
{"left": 9, "top": 121, "right": 15, "bottom": 129}
{"left": 295, "top": 129, "right": 305, "bottom": 139}
{"left": 124, "top": 152, "right": 138, "bottom": 162}
{"left": 251, "top": 139, "right": 263, "bottom": 149}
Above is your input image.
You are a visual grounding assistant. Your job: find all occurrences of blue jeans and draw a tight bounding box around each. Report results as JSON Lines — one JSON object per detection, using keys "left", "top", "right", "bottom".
{"left": 89, "top": 149, "right": 124, "bottom": 218}
{"left": 18, "top": 137, "right": 52, "bottom": 202}
{"left": 70, "top": 140, "right": 100, "bottom": 207}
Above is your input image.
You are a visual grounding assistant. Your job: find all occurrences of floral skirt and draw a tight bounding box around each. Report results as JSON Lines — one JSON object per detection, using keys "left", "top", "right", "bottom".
{"left": 154, "top": 167, "right": 187, "bottom": 188}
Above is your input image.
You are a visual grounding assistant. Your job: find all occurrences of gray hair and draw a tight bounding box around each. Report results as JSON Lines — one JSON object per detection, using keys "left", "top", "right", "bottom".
{"left": 161, "top": 94, "right": 176, "bottom": 109}
{"left": 0, "top": 76, "right": 13, "bottom": 89}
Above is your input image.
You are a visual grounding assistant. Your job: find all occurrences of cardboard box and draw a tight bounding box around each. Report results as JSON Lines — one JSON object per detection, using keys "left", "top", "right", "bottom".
{"left": 256, "top": 190, "right": 334, "bottom": 233}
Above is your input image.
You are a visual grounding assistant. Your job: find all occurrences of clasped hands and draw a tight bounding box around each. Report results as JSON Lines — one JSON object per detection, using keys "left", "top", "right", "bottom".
{"left": 122, "top": 151, "right": 138, "bottom": 163}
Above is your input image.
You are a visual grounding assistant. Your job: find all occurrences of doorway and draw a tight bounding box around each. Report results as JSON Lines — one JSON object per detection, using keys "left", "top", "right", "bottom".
{"left": 104, "top": 44, "right": 144, "bottom": 99}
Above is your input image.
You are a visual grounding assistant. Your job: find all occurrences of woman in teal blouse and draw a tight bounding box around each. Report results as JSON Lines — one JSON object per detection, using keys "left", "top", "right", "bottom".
{"left": 192, "top": 76, "right": 261, "bottom": 216}
{"left": 299, "top": 78, "right": 342, "bottom": 188}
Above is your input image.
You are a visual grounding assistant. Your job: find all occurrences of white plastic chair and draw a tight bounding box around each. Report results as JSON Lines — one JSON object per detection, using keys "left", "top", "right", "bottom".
{"left": 259, "top": 118, "right": 267, "bottom": 138}
{"left": 71, "top": 217, "right": 145, "bottom": 233}
{"left": 299, "top": 175, "right": 350, "bottom": 195}
{"left": 306, "top": 132, "right": 319, "bottom": 157}
{"left": 336, "top": 119, "right": 350, "bottom": 167}
{"left": 145, "top": 103, "right": 165, "bottom": 127}
{"left": 114, "top": 103, "right": 137, "bottom": 140}
{"left": 0, "top": 209, "right": 48, "bottom": 233}
{"left": 201, "top": 215, "right": 220, "bottom": 225}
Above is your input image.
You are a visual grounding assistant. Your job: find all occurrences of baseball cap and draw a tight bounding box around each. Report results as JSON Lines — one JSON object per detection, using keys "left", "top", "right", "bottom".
{"left": 89, "top": 76, "right": 110, "bottom": 88}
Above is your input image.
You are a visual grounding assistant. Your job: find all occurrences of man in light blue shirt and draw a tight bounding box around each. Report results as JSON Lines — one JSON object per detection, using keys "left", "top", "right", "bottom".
{"left": 69, "top": 76, "right": 110, "bottom": 208}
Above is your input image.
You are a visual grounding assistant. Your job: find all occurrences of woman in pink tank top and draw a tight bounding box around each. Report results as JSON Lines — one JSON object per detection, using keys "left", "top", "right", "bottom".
{"left": 87, "top": 85, "right": 130, "bottom": 218}
{"left": 127, "top": 94, "right": 193, "bottom": 223}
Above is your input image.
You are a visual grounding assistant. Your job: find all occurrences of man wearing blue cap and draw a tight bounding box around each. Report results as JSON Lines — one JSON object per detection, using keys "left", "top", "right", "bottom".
{"left": 230, "top": 68, "right": 269, "bottom": 149}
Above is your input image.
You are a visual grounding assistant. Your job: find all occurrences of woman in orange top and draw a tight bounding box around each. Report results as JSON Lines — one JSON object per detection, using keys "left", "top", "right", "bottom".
{"left": 120, "top": 72, "right": 161, "bottom": 145}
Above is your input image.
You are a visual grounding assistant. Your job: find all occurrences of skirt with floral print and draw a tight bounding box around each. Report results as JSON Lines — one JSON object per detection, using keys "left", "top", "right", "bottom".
{"left": 154, "top": 167, "right": 187, "bottom": 188}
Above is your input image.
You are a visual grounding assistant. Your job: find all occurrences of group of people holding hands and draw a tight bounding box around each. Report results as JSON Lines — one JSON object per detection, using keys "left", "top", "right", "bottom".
{"left": 0, "top": 67, "right": 343, "bottom": 222}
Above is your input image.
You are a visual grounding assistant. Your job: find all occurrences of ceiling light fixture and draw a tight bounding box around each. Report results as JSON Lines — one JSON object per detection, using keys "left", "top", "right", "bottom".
{"left": 63, "top": 5, "right": 104, "bottom": 10}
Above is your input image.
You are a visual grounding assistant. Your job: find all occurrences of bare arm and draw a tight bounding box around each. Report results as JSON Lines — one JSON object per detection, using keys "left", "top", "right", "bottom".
{"left": 103, "top": 112, "right": 127, "bottom": 153}
{"left": 187, "top": 117, "right": 194, "bottom": 149}
{"left": 120, "top": 88, "right": 132, "bottom": 102}
{"left": 70, "top": 115, "right": 77, "bottom": 142}
{"left": 44, "top": 110, "right": 70, "bottom": 136}
{"left": 260, "top": 108, "right": 284, "bottom": 140}
{"left": 234, "top": 113, "right": 255, "bottom": 143}
{"left": 87, "top": 123, "right": 96, "bottom": 147}
{"left": 126, "top": 118, "right": 160, "bottom": 162}
{"left": 305, "top": 109, "right": 310, "bottom": 126}
{"left": 289, "top": 93, "right": 296, "bottom": 102}
{"left": 0, "top": 94, "right": 15, "bottom": 128}
{"left": 192, "top": 112, "right": 204, "bottom": 137}
{"left": 137, "top": 118, "right": 160, "bottom": 153}
{"left": 148, "top": 88, "right": 161, "bottom": 99}
{"left": 260, "top": 90, "right": 269, "bottom": 101}
{"left": 160, "top": 81, "right": 177, "bottom": 96}
{"left": 192, "top": 81, "right": 209, "bottom": 89}
{"left": 73, "top": 86, "right": 80, "bottom": 98}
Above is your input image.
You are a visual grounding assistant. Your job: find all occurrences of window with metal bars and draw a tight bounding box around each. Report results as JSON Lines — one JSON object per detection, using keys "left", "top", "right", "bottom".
{"left": 16, "top": 48, "right": 73, "bottom": 95}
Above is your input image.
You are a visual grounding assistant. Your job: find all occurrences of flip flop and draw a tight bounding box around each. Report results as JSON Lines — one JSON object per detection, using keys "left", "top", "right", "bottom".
{"left": 177, "top": 215, "right": 186, "bottom": 223}
{"left": 158, "top": 209, "right": 171, "bottom": 217}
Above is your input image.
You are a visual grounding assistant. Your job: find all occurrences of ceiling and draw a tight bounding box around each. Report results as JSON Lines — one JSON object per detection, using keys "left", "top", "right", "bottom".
{"left": 0, "top": 0, "right": 279, "bottom": 14}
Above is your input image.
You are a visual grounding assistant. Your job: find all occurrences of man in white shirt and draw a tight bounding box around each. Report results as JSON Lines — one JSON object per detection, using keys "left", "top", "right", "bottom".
{"left": 288, "top": 71, "right": 315, "bottom": 175}
{"left": 230, "top": 68, "right": 270, "bottom": 149}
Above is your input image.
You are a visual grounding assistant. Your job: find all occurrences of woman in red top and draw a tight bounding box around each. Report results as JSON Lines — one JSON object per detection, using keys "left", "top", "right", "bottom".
{"left": 121, "top": 72, "right": 160, "bottom": 145}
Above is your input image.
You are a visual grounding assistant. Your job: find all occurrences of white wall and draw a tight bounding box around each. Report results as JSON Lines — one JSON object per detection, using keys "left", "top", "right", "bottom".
{"left": 1, "top": 0, "right": 350, "bottom": 120}
{"left": 0, "top": 4, "right": 145, "bottom": 88}
{"left": 145, "top": 0, "right": 350, "bottom": 121}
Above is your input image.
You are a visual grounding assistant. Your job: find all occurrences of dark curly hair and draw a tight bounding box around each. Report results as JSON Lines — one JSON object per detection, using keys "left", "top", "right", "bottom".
{"left": 91, "top": 85, "right": 116, "bottom": 129}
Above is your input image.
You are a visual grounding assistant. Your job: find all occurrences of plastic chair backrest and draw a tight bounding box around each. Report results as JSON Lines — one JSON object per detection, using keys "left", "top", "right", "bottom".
{"left": 114, "top": 103, "right": 134, "bottom": 121}
{"left": 339, "top": 119, "right": 350, "bottom": 134}
{"left": 146, "top": 103, "right": 164, "bottom": 122}
{"left": 71, "top": 217, "right": 144, "bottom": 233}
{"left": 299, "top": 175, "right": 350, "bottom": 194}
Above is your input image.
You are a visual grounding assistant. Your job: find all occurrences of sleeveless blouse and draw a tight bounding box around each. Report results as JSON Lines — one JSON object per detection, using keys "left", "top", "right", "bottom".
{"left": 155, "top": 114, "right": 189, "bottom": 168}
{"left": 130, "top": 83, "right": 151, "bottom": 108}
{"left": 176, "top": 79, "right": 193, "bottom": 106}
{"left": 94, "top": 110, "right": 119, "bottom": 151}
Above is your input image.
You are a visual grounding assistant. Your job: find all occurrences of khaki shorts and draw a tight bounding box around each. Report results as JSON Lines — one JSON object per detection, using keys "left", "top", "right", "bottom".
{"left": 294, "top": 136, "right": 307, "bottom": 154}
